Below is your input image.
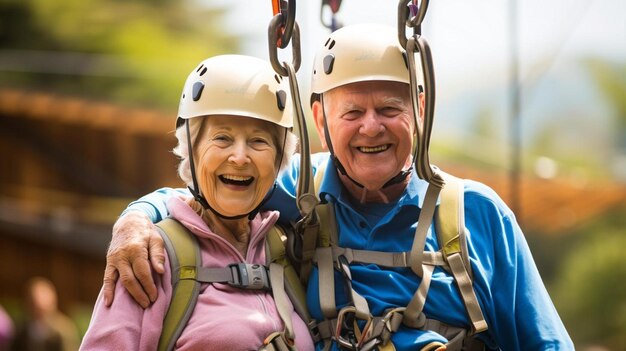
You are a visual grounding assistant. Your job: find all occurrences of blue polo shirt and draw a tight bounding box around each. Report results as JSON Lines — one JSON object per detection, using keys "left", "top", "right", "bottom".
{"left": 126, "top": 152, "right": 573, "bottom": 350}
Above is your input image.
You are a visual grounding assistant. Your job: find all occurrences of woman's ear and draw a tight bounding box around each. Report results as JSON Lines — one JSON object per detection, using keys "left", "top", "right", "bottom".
{"left": 311, "top": 100, "right": 328, "bottom": 151}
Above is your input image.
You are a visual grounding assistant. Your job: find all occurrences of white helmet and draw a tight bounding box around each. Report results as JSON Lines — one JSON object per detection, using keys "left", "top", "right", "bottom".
{"left": 310, "top": 23, "right": 409, "bottom": 100}
{"left": 177, "top": 54, "right": 292, "bottom": 129}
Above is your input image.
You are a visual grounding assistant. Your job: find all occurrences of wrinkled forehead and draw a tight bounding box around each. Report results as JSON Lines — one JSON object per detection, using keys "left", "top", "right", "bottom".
{"left": 324, "top": 80, "right": 411, "bottom": 105}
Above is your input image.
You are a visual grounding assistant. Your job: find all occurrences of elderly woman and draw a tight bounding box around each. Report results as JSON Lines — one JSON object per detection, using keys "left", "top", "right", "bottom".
{"left": 80, "top": 55, "right": 313, "bottom": 351}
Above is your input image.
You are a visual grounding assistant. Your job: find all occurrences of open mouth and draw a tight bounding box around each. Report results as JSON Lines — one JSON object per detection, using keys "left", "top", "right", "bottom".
{"left": 357, "top": 144, "right": 390, "bottom": 154}
{"left": 219, "top": 174, "right": 254, "bottom": 186}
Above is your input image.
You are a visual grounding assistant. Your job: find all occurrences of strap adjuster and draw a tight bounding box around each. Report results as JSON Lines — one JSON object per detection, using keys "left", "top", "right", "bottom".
{"left": 228, "top": 263, "right": 271, "bottom": 290}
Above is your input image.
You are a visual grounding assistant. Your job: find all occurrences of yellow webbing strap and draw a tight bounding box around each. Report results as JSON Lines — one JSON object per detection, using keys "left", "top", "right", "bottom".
{"left": 156, "top": 218, "right": 201, "bottom": 351}
{"left": 434, "top": 172, "right": 488, "bottom": 334}
{"left": 299, "top": 160, "right": 331, "bottom": 284}
{"left": 266, "top": 226, "right": 310, "bottom": 337}
{"left": 435, "top": 172, "right": 463, "bottom": 258}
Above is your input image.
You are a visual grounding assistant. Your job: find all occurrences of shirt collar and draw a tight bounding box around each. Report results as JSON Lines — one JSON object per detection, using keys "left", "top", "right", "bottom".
{"left": 317, "top": 153, "right": 432, "bottom": 210}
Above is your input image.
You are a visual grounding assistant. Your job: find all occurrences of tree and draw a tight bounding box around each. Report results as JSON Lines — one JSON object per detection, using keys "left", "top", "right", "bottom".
{"left": 551, "top": 211, "right": 626, "bottom": 349}
{"left": 0, "top": 0, "right": 239, "bottom": 110}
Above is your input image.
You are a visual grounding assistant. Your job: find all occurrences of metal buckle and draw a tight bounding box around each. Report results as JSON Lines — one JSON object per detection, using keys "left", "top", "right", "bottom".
{"left": 228, "top": 263, "right": 271, "bottom": 290}
{"left": 334, "top": 306, "right": 374, "bottom": 350}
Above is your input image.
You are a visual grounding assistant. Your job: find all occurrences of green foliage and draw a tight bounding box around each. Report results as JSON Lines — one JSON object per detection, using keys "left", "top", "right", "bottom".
{"left": 585, "top": 58, "right": 626, "bottom": 129}
{"left": 550, "top": 210, "right": 626, "bottom": 349}
{"left": 0, "top": 0, "right": 239, "bottom": 110}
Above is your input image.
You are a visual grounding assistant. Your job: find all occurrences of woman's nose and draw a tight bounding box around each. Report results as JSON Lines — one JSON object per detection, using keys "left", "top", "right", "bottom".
{"left": 228, "top": 142, "right": 251, "bottom": 165}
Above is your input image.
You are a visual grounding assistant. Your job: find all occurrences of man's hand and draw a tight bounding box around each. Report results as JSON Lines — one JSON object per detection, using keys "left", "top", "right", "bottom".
{"left": 103, "top": 211, "right": 165, "bottom": 308}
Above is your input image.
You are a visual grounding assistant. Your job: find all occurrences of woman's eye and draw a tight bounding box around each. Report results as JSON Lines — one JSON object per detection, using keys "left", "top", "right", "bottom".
{"left": 251, "top": 138, "right": 270, "bottom": 145}
{"left": 212, "top": 135, "right": 231, "bottom": 143}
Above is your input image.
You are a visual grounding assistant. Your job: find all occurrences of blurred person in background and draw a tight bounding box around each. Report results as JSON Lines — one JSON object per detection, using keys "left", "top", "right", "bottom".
{"left": 0, "top": 304, "right": 14, "bottom": 351}
{"left": 12, "top": 277, "right": 79, "bottom": 351}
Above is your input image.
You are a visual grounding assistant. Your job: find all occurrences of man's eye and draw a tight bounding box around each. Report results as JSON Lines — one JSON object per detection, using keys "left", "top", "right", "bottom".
{"left": 381, "top": 107, "right": 402, "bottom": 116}
{"left": 343, "top": 110, "right": 361, "bottom": 120}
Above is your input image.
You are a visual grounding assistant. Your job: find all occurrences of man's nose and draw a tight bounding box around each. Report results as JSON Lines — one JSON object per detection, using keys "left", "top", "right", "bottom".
{"left": 228, "top": 141, "right": 251, "bottom": 165}
{"left": 359, "top": 112, "right": 385, "bottom": 137}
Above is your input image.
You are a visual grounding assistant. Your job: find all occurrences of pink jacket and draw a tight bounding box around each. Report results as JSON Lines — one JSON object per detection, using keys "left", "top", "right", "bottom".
{"left": 80, "top": 197, "right": 314, "bottom": 350}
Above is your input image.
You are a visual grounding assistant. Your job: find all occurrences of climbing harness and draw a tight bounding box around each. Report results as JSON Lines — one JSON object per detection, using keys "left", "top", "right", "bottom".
{"left": 155, "top": 218, "right": 305, "bottom": 351}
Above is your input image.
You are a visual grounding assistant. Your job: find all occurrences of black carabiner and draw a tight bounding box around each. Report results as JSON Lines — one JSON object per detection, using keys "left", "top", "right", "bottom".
{"left": 405, "top": 34, "right": 443, "bottom": 187}
{"left": 397, "top": 0, "right": 429, "bottom": 49}
{"left": 275, "top": 0, "right": 296, "bottom": 49}
{"left": 268, "top": 14, "right": 301, "bottom": 77}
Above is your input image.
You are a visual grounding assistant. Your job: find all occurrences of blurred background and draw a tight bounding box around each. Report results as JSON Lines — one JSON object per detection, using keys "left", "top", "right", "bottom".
{"left": 0, "top": 0, "right": 624, "bottom": 349}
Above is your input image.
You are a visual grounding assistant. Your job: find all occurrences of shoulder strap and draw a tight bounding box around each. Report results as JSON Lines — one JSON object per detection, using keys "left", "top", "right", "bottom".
{"left": 266, "top": 225, "right": 321, "bottom": 344}
{"left": 435, "top": 172, "right": 471, "bottom": 275}
{"left": 155, "top": 218, "right": 202, "bottom": 351}
{"left": 435, "top": 172, "right": 488, "bottom": 334}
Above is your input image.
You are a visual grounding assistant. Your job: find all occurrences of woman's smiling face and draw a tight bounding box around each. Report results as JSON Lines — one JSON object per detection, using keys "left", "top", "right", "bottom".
{"left": 194, "top": 115, "right": 279, "bottom": 217}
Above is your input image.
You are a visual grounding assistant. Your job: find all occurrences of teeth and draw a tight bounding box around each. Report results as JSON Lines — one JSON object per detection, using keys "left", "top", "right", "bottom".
{"left": 359, "top": 145, "right": 389, "bottom": 153}
{"left": 222, "top": 174, "right": 252, "bottom": 182}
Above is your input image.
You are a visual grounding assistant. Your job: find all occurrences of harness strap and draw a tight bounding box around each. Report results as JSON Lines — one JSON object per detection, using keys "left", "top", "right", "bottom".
{"left": 337, "top": 256, "right": 371, "bottom": 320}
{"left": 156, "top": 218, "right": 201, "bottom": 351}
{"left": 260, "top": 331, "right": 296, "bottom": 351}
{"left": 409, "top": 183, "right": 442, "bottom": 277}
{"left": 269, "top": 263, "right": 296, "bottom": 341}
{"left": 447, "top": 253, "right": 488, "bottom": 333}
{"left": 313, "top": 247, "right": 446, "bottom": 268}
{"left": 318, "top": 247, "right": 337, "bottom": 318}
{"left": 403, "top": 264, "right": 435, "bottom": 328}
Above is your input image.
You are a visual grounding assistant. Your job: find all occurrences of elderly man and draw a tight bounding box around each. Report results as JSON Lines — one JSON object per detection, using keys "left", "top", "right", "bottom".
{"left": 103, "top": 24, "right": 573, "bottom": 350}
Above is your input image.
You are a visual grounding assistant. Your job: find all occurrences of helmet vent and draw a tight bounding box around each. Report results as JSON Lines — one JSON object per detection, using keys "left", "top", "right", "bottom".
{"left": 323, "top": 54, "right": 335, "bottom": 74}
{"left": 199, "top": 67, "right": 208, "bottom": 76}
{"left": 192, "top": 81, "right": 205, "bottom": 101}
{"left": 276, "top": 90, "right": 287, "bottom": 111}
{"left": 327, "top": 39, "right": 336, "bottom": 50}
{"left": 402, "top": 51, "right": 409, "bottom": 69}
{"left": 274, "top": 74, "right": 282, "bottom": 84}
{"left": 196, "top": 64, "right": 204, "bottom": 72}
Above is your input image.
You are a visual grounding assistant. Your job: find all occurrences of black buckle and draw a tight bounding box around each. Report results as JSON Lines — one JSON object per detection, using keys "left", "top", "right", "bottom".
{"left": 228, "top": 263, "right": 271, "bottom": 290}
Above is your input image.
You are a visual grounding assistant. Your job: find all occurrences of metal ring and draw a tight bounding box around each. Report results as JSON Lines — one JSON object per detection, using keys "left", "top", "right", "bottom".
{"left": 268, "top": 15, "right": 301, "bottom": 76}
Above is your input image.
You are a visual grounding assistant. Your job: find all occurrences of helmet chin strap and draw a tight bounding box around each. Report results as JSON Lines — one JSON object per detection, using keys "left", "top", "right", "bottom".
{"left": 320, "top": 94, "right": 415, "bottom": 200}
{"left": 185, "top": 119, "right": 286, "bottom": 221}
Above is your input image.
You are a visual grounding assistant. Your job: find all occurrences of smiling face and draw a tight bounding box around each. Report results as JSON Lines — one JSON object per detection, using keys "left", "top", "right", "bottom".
{"left": 313, "top": 80, "right": 421, "bottom": 192}
{"left": 193, "top": 115, "right": 280, "bottom": 217}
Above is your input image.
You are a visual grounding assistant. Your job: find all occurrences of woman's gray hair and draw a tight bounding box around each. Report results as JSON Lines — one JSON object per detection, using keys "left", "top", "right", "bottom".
{"left": 173, "top": 117, "right": 298, "bottom": 188}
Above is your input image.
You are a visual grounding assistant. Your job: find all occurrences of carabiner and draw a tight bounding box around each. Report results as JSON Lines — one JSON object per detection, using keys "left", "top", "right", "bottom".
{"left": 268, "top": 14, "right": 301, "bottom": 77}
{"left": 335, "top": 306, "right": 374, "bottom": 350}
{"left": 271, "top": 0, "right": 296, "bottom": 49}
{"left": 405, "top": 34, "right": 443, "bottom": 187}
{"left": 397, "top": 0, "right": 430, "bottom": 49}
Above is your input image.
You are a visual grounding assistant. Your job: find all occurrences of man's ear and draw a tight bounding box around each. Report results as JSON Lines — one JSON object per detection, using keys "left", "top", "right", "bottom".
{"left": 311, "top": 100, "right": 328, "bottom": 150}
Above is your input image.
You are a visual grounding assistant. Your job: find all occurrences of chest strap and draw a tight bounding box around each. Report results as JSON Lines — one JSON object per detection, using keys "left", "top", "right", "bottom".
{"left": 157, "top": 219, "right": 300, "bottom": 350}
